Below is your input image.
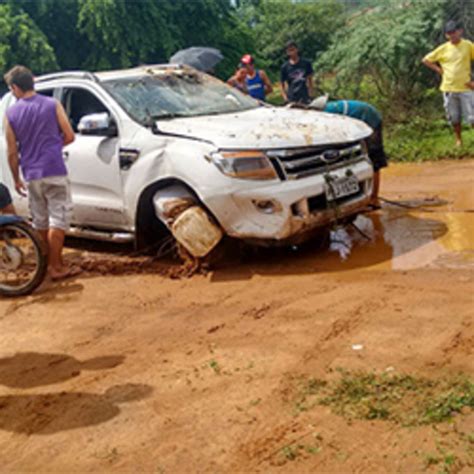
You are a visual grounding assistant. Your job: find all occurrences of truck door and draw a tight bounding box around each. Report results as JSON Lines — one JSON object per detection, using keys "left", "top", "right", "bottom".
{"left": 61, "top": 86, "right": 126, "bottom": 228}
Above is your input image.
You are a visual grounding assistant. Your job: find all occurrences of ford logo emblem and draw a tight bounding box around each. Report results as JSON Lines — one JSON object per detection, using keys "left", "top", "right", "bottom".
{"left": 321, "top": 150, "right": 340, "bottom": 163}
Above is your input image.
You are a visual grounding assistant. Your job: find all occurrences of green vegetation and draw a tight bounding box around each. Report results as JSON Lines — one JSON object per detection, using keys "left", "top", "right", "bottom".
{"left": 0, "top": 3, "right": 57, "bottom": 74}
{"left": 294, "top": 371, "right": 474, "bottom": 426}
{"left": 280, "top": 442, "right": 321, "bottom": 462}
{"left": 387, "top": 120, "right": 474, "bottom": 162}
{"left": 317, "top": 1, "right": 447, "bottom": 106}
{"left": 422, "top": 447, "right": 462, "bottom": 474}
{"left": 208, "top": 359, "right": 221, "bottom": 374}
{"left": 0, "top": 0, "right": 472, "bottom": 161}
{"left": 0, "top": 0, "right": 253, "bottom": 77}
{"left": 237, "top": 0, "right": 344, "bottom": 76}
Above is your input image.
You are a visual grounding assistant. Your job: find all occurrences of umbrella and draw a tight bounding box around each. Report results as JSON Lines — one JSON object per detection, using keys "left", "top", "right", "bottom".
{"left": 170, "top": 47, "right": 223, "bottom": 72}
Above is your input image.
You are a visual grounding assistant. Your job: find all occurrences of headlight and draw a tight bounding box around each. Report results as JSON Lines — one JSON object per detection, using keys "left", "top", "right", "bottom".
{"left": 209, "top": 151, "right": 278, "bottom": 180}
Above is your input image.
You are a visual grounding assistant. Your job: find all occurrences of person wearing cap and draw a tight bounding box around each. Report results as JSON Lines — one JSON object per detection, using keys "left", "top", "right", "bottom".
{"left": 239, "top": 54, "right": 272, "bottom": 101}
{"left": 422, "top": 20, "right": 474, "bottom": 147}
{"left": 310, "top": 96, "right": 387, "bottom": 207}
{"left": 280, "top": 41, "right": 314, "bottom": 105}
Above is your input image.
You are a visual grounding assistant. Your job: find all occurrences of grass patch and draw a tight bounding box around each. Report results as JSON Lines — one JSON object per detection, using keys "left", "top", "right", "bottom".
{"left": 294, "top": 371, "right": 473, "bottom": 426}
{"left": 386, "top": 118, "right": 474, "bottom": 162}
{"left": 279, "top": 443, "right": 321, "bottom": 462}
{"left": 423, "top": 452, "right": 460, "bottom": 474}
{"left": 208, "top": 359, "right": 221, "bottom": 374}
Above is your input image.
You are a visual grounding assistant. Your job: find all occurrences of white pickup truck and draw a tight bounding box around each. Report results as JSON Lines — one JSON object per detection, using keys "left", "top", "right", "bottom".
{"left": 0, "top": 65, "right": 373, "bottom": 257}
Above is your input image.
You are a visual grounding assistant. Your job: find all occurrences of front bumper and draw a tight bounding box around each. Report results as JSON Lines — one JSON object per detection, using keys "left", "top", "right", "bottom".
{"left": 204, "top": 157, "right": 373, "bottom": 244}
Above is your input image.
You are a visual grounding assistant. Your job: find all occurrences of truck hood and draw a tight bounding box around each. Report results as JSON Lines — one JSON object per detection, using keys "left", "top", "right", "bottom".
{"left": 156, "top": 106, "right": 372, "bottom": 149}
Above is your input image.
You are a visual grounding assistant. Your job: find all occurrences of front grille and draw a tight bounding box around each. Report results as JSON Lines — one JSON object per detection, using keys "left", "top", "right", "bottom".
{"left": 267, "top": 142, "right": 365, "bottom": 180}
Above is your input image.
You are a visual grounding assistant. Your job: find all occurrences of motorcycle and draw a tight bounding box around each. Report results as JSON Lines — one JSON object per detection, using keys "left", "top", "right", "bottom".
{"left": 0, "top": 215, "right": 48, "bottom": 297}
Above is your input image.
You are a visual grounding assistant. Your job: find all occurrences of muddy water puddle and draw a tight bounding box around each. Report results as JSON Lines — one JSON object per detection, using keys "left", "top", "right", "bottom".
{"left": 206, "top": 202, "right": 473, "bottom": 283}
{"left": 62, "top": 197, "right": 473, "bottom": 278}
{"left": 324, "top": 205, "right": 474, "bottom": 272}
{"left": 67, "top": 204, "right": 473, "bottom": 279}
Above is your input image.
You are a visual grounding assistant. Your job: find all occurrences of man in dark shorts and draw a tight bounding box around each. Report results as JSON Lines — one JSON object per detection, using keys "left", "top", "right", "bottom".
{"left": 311, "top": 96, "right": 388, "bottom": 206}
{"left": 280, "top": 41, "right": 314, "bottom": 104}
{"left": 0, "top": 183, "right": 15, "bottom": 214}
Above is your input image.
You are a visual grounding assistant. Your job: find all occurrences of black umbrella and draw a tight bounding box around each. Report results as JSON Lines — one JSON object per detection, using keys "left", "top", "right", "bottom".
{"left": 170, "top": 47, "right": 223, "bottom": 72}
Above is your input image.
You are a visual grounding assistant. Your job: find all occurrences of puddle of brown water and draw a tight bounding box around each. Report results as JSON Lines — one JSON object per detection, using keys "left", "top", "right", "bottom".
{"left": 324, "top": 207, "right": 473, "bottom": 271}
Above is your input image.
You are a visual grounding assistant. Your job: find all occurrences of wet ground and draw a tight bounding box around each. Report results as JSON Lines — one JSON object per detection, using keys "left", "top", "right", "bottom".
{"left": 0, "top": 160, "right": 472, "bottom": 472}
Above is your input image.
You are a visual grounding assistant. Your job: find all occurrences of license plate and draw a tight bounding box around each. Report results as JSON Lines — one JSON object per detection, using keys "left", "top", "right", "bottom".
{"left": 325, "top": 176, "right": 359, "bottom": 201}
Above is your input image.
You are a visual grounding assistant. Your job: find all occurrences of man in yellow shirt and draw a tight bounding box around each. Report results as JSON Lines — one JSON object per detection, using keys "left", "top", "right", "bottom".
{"left": 422, "top": 20, "right": 474, "bottom": 147}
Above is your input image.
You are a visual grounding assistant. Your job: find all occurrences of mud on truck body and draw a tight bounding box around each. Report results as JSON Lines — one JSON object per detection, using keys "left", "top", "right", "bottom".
{"left": 0, "top": 65, "right": 374, "bottom": 257}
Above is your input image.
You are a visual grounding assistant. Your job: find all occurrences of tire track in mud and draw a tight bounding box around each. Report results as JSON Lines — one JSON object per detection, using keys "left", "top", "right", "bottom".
{"left": 219, "top": 292, "right": 354, "bottom": 465}
{"left": 227, "top": 290, "right": 391, "bottom": 470}
{"left": 300, "top": 296, "right": 387, "bottom": 369}
{"left": 433, "top": 318, "right": 474, "bottom": 369}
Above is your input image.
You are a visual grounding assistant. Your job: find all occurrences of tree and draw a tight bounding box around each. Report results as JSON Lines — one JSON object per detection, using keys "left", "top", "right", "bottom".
{"left": 76, "top": 0, "right": 253, "bottom": 77}
{"left": 77, "top": 0, "right": 177, "bottom": 70}
{"left": 4, "top": 0, "right": 90, "bottom": 70}
{"left": 168, "top": 0, "right": 254, "bottom": 78}
{"left": 0, "top": 3, "right": 57, "bottom": 77}
{"left": 237, "top": 0, "right": 345, "bottom": 76}
{"left": 316, "top": 0, "right": 449, "bottom": 109}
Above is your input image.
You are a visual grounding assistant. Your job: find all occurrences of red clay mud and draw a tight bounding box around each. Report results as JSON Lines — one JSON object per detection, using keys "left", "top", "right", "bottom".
{"left": 0, "top": 161, "right": 472, "bottom": 472}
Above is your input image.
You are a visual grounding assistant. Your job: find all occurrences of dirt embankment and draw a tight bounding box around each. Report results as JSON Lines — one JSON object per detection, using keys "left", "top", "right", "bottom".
{"left": 0, "top": 161, "right": 472, "bottom": 473}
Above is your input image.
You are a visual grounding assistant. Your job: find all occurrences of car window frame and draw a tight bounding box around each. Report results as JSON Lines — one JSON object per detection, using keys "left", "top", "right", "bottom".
{"left": 58, "top": 84, "right": 120, "bottom": 137}
{"left": 0, "top": 93, "right": 14, "bottom": 135}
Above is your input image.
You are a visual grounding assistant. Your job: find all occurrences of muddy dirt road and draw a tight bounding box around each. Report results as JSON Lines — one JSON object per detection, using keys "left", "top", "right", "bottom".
{"left": 0, "top": 161, "right": 473, "bottom": 473}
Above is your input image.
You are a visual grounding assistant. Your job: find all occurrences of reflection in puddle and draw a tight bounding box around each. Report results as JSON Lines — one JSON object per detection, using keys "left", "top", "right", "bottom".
{"left": 327, "top": 207, "right": 473, "bottom": 271}
{"left": 329, "top": 227, "right": 353, "bottom": 260}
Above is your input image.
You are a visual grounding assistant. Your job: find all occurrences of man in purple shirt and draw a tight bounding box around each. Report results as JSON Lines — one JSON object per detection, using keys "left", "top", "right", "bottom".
{"left": 4, "top": 65, "right": 76, "bottom": 280}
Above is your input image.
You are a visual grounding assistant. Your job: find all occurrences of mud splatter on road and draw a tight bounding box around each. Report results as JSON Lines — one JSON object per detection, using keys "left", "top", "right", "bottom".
{"left": 0, "top": 161, "right": 472, "bottom": 473}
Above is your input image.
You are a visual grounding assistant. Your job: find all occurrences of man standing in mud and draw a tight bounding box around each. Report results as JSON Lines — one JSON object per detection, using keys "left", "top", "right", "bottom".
{"left": 422, "top": 20, "right": 474, "bottom": 147}
{"left": 4, "top": 65, "right": 77, "bottom": 280}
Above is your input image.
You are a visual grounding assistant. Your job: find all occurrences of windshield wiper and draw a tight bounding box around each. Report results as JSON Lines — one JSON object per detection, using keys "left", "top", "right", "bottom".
{"left": 152, "top": 113, "right": 186, "bottom": 120}
{"left": 145, "top": 112, "right": 187, "bottom": 128}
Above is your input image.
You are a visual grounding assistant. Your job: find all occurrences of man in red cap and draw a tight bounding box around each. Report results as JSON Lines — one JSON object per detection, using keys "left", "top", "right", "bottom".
{"left": 240, "top": 54, "right": 273, "bottom": 101}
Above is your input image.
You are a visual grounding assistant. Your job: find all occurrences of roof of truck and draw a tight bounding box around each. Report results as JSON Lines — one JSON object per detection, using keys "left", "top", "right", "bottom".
{"left": 35, "top": 64, "right": 192, "bottom": 84}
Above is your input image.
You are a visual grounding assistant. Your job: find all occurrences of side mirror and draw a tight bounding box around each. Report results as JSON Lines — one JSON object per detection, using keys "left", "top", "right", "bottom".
{"left": 78, "top": 112, "right": 117, "bottom": 137}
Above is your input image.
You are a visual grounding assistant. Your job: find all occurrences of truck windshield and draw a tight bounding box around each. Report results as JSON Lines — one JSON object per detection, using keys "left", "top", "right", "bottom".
{"left": 103, "top": 71, "right": 259, "bottom": 125}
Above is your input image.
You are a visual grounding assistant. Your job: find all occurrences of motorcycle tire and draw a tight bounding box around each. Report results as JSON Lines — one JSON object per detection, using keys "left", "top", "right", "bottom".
{"left": 0, "top": 221, "right": 48, "bottom": 297}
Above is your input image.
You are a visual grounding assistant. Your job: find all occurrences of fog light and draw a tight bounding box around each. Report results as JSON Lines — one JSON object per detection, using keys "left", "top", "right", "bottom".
{"left": 253, "top": 199, "right": 281, "bottom": 214}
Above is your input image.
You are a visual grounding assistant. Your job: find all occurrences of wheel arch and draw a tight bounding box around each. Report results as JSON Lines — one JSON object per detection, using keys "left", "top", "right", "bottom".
{"left": 134, "top": 178, "right": 207, "bottom": 251}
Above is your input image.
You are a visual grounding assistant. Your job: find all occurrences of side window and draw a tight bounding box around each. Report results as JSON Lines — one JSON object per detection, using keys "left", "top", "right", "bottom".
{"left": 37, "top": 88, "right": 54, "bottom": 97}
{"left": 62, "top": 88, "right": 110, "bottom": 132}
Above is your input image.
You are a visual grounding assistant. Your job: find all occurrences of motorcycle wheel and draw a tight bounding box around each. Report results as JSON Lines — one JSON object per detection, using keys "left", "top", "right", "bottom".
{"left": 0, "top": 222, "right": 48, "bottom": 297}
